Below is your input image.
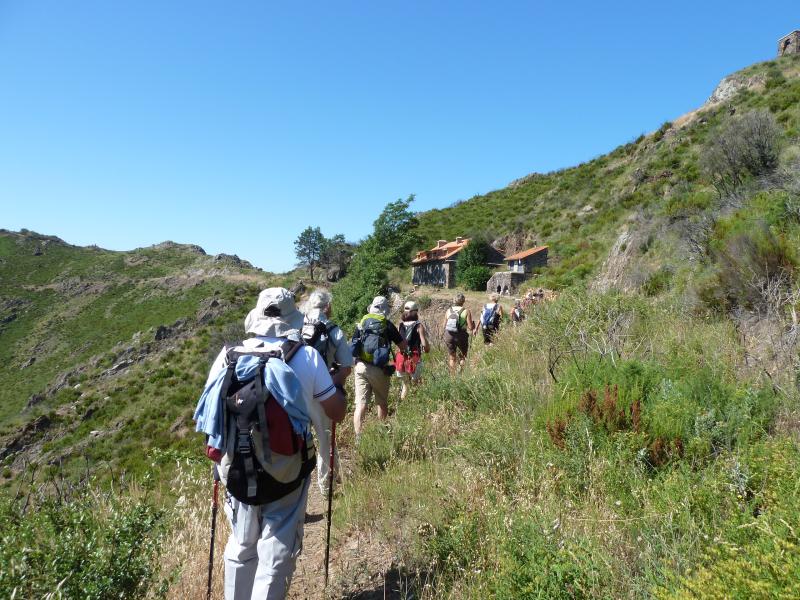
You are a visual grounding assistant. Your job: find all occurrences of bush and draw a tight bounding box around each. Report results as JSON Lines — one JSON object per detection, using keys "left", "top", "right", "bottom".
{"left": 0, "top": 488, "right": 164, "bottom": 599}
{"left": 700, "top": 221, "right": 796, "bottom": 313}
{"left": 642, "top": 266, "right": 674, "bottom": 296}
{"left": 459, "top": 265, "right": 493, "bottom": 291}
{"left": 701, "top": 110, "right": 782, "bottom": 195}
{"left": 456, "top": 237, "right": 494, "bottom": 291}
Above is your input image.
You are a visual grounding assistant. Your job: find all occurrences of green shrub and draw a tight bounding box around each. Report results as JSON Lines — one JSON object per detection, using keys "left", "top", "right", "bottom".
{"left": 643, "top": 266, "right": 674, "bottom": 296}
{"left": 0, "top": 489, "right": 164, "bottom": 599}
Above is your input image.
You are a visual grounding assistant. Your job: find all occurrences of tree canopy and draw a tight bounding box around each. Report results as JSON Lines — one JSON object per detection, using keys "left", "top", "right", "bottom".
{"left": 294, "top": 226, "right": 325, "bottom": 280}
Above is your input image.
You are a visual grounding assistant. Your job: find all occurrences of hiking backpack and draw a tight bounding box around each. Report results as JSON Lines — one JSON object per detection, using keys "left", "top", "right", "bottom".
{"left": 354, "top": 313, "right": 390, "bottom": 367}
{"left": 218, "top": 340, "right": 315, "bottom": 505}
{"left": 445, "top": 307, "right": 465, "bottom": 333}
{"left": 480, "top": 303, "right": 500, "bottom": 330}
{"left": 399, "top": 320, "right": 421, "bottom": 352}
{"left": 301, "top": 318, "right": 337, "bottom": 367}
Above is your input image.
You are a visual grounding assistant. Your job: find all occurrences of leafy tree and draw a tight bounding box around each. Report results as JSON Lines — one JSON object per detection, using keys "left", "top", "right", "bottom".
{"left": 320, "top": 233, "right": 353, "bottom": 278}
{"left": 294, "top": 226, "right": 325, "bottom": 280}
{"left": 371, "top": 195, "right": 421, "bottom": 266}
{"left": 332, "top": 196, "right": 419, "bottom": 327}
{"left": 457, "top": 237, "right": 493, "bottom": 291}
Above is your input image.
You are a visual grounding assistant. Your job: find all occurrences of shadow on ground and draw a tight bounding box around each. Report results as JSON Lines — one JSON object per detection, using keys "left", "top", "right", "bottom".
{"left": 339, "top": 567, "right": 433, "bottom": 600}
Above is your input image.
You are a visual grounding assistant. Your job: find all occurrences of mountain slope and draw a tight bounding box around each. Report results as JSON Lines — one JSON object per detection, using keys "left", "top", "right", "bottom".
{"left": 0, "top": 229, "right": 291, "bottom": 480}
{"left": 415, "top": 54, "right": 800, "bottom": 290}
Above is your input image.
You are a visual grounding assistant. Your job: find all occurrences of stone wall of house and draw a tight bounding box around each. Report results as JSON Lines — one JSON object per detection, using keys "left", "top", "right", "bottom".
{"left": 486, "top": 271, "right": 528, "bottom": 295}
{"left": 521, "top": 249, "right": 548, "bottom": 271}
{"left": 779, "top": 31, "right": 800, "bottom": 56}
{"left": 412, "top": 261, "right": 456, "bottom": 288}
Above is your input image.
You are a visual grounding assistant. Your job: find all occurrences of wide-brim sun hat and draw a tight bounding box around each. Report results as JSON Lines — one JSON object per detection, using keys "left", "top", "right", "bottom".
{"left": 368, "top": 295, "right": 389, "bottom": 316}
{"left": 244, "top": 287, "right": 304, "bottom": 337}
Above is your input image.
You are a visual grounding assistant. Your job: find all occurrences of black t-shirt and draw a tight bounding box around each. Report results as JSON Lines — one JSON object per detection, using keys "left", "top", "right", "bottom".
{"left": 385, "top": 320, "right": 404, "bottom": 346}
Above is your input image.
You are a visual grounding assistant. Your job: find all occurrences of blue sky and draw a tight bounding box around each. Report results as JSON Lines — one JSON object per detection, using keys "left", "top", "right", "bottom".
{"left": 1, "top": 1, "right": 796, "bottom": 272}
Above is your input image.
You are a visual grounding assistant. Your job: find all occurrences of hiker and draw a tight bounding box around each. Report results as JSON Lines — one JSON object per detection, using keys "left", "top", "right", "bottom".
{"left": 300, "top": 289, "right": 352, "bottom": 495}
{"left": 511, "top": 299, "right": 525, "bottom": 326}
{"left": 194, "top": 287, "right": 346, "bottom": 600}
{"left": 478, "top": 292, "right": 504, "bottom": 345}
{"left": 443, "top": 293, "right": 475, "bottom": 375}
{"left": 351, "top": 296, "right": 407, "bottom": 437}
{"left": 394, "top": 300, "right": 430, "bottom": 400}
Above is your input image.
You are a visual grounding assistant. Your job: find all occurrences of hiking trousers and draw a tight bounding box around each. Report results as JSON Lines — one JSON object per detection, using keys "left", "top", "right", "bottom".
{"left": 223, "top": 477, "right": 310, "bottom": 600}
{"left": 354, "top": 361, "right": 391, "bottom": 408}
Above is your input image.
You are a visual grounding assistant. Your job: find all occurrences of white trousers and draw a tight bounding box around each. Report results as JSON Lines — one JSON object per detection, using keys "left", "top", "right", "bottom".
{"left": 223, "top": 477, "right": 310, "bottom": 600}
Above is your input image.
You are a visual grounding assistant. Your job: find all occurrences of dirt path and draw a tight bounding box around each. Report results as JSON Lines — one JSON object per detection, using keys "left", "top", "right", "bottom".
{"left": 289, "top": 478, "right": 331, "bottom": 599}
{"left": 289, "top": 454, "right": 407, "bottom": 600}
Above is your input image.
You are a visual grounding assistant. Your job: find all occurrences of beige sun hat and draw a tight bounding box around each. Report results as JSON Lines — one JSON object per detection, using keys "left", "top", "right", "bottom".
{"left": 244, "top": 287, "right": 304, "bottom": 337}
{"left": 368, "top": 296, "right": 389, "bottom": 316}
{"left": 403, "top": 300, "right": 419, "bottom": 312}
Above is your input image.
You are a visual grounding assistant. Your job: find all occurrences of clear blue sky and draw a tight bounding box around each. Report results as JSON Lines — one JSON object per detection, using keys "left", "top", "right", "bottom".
{"left": 1, "top": 1, "right": 796, "bottom": 272}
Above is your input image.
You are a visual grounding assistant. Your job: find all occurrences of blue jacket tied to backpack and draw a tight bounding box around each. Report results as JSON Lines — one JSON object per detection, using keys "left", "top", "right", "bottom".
{"left": 194, "top": 353, "right": 310, "bottom": 451}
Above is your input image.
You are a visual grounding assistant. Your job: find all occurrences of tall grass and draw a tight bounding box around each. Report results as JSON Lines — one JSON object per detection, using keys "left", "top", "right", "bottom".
{"left": 336, "top": 290, "right": 800, "bottom": 598}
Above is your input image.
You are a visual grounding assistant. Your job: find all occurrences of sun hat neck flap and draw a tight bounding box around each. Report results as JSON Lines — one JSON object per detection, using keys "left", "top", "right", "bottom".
{"left": 244, "top": 287, "right": 305, "bottom": 338}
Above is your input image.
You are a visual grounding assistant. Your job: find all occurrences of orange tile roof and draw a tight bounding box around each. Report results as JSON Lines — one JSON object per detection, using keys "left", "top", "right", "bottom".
{"left": 411, "top": 238, "right": 470, "bottom": 264}
{"left": 505, "top": 245, "right": 548, "bottom": 261}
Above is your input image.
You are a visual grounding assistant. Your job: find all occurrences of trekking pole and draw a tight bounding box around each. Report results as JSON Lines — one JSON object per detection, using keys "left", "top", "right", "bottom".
{"left": 206, "top": 464, "right": 220, "bottom": 600}
{"left": 324, "top": 422, "right": 336, "bottom": 587}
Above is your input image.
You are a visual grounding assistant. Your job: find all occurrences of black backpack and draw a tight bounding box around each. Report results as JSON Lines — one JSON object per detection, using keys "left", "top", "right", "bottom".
{"left": 399, "top": 320, "right": 421, "bottom": 351}
{"left": 219, "top": 340, "right": 316, "bottom": 505}
{"left": 302, "top": 318, "right": 337, "bottom": 367}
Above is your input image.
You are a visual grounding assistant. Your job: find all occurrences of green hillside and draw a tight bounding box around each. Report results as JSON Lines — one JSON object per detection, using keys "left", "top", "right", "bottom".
{"left": 416, "top": 55, "right": 800, "bottom": 290}
{"left": 0, "top": 230, "right": 299, "bottom": 480}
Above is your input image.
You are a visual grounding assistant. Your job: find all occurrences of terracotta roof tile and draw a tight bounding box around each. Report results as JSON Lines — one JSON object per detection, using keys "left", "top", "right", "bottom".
{"left": 411, "top": 238, "right": 470, "bottom": 264}
{"left": 505, "top": 245, "right": 548, "bottom": 261}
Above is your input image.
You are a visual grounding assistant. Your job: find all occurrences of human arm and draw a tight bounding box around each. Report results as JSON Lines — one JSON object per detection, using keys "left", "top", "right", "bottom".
{"left": 466, "top": 309, "right": 477, "bottom": 335}
{"left": 419, "top": 323, "right": 430, "bottom": 353}
{"left": 386, "top": 321, "right": 408, "bottom": 353}
{"left": 310, "top": 348, "right": 348, "bottom": 423}
{"left": 320, "top": 388, "right": 346, "bottom": 423}
{"left": 330, "top": 326, "right": 354, "bottom": 386}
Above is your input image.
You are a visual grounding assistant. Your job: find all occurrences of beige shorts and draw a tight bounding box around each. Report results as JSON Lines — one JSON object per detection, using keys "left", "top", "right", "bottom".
{"left": 354, "top": 361, "right": 391, "bottom": 408}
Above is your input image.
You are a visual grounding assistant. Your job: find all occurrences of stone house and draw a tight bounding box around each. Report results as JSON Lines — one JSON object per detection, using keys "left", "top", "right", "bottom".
{"left": 411, "top": 237, "right": 504, "bottom": 288}
{"left": 778, "top": 30, "right": 800, "bottom": 57}
{"left": 486, "top": 245, "right": 549, "bottom": 295}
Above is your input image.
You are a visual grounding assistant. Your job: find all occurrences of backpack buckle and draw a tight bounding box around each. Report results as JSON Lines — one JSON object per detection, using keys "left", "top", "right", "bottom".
{"left": 237, "top": 432, "right": 252, "bottom": 454}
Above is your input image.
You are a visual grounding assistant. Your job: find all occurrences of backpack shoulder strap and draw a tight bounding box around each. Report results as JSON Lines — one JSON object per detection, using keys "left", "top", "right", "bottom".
{"left": 404, "top": 321, "right": 419, "bottom": 343}
{"left": 281, "top": 339, "right": 303, "bottom": 364}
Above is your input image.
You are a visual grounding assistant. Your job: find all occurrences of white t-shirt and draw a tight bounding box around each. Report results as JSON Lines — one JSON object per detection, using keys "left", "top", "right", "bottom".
{"left": 208, "top": 336, "right": 336, "bottom": 443}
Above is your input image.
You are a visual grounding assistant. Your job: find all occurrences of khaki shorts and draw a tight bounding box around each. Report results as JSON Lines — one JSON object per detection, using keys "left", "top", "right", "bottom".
{"left": 354, "top": 361, "right": 391, "bottom": 408}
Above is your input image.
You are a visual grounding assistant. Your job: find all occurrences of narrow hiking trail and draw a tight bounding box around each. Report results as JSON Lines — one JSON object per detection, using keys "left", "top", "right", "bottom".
{"left": 289, "top": 451, "right": 406, "bottom": 600}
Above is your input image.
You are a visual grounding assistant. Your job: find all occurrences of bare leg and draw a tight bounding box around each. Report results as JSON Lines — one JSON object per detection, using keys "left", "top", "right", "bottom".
{"left": 353, "top": 403, "right": 367, "bottom": 435}
{"left": 376, "top": 403, "right": 388, "bottom": 421}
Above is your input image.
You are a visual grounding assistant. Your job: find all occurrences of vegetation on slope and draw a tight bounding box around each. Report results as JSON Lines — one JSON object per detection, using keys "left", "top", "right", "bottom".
{"left": 338, "top": 291, "right": 800, "bottom": 598}
{"left": 415, "top": 55, "right": 800, "bottom": 291}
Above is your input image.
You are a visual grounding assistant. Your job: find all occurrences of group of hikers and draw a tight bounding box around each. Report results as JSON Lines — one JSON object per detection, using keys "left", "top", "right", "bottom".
{"left": 193, "top": 285, "right": 541, "bottom": 599}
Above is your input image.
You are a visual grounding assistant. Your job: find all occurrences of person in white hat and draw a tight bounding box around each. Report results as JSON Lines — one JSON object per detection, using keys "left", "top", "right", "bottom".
{"left": 198, "top": 287, "right": 346, "bottom": 600}
{"left": 352, "top": 296, "right": 407, "bottom": 437}
{"left": 300, "top": 288, "right": 353, "bottom": 496}
{"left": 394, "top": 300, "right": 430, "bottom": 400}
